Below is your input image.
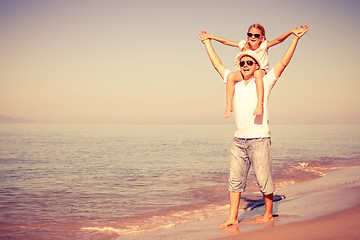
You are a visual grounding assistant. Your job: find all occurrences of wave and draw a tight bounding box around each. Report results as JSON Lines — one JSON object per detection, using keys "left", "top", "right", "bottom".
{"left": 81, "top": 195, "right": 290, "bottom": 237}
{"left": 81, "top": 203, "right": 230, "bottom": 236}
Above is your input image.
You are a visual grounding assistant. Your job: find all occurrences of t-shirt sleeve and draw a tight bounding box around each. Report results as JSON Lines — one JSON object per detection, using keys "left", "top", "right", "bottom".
{"left": 223, "top": 69, "right": 231, "bottom": 84}
{"left": 260, "top": 40, "right": 268, "bottom": 50}
{"left": 264, "top": 68, "right": 279, "bottom": 91}
{"left": 238, "top": 40, "right": 246, "bottom": 50}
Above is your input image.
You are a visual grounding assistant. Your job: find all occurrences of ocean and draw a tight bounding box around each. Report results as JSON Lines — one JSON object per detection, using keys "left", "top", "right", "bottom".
{"left": 0, "top": 123, "right": 359, "bottom": 239}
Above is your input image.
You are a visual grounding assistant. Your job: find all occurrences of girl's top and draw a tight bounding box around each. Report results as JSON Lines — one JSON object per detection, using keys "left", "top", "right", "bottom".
{"left": 238, "top": 40, "right": 269, "bottom": 71}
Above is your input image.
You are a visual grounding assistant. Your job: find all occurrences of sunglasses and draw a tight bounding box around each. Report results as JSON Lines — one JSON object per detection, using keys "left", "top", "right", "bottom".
{"left": 247, "top": 33, "right": 261, "bottom": 38}
{"left": 239, "top": 60, "right": 256, "bottom": 67}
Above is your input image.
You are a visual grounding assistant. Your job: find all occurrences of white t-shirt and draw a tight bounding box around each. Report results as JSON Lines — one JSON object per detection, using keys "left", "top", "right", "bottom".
{"left": 223, "top": 68, "right": 279, "bottom": 138}
{"left": 238, "top": 40, "right": 269, "bottom": 70}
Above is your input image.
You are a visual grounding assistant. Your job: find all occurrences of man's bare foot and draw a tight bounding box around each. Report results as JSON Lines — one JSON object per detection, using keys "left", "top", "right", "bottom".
{"left": 255, "top": 214, "right": 274, "bottom": 223}
{"left": 253, "top": 105, "right": 263, "bottom": 116}
{"left": 219, "top": 217, "right": 239, "bottom": 228}
{"left": 223, "top": 224, "right": 240, "bottom": 234}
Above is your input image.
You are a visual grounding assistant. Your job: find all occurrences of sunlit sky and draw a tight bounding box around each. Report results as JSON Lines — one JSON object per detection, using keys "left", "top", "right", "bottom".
{"left": 1, "top": 0, "right": 360, "bottom": 124}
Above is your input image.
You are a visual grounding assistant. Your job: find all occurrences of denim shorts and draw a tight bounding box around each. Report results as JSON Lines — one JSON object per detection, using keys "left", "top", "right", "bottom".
{"left": 228, "top": 137, "right": 275, "bottom": 195}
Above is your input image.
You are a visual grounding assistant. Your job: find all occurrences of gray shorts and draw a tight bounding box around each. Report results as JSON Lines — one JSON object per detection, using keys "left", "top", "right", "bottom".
{"left": 228, "top": 137, "right": 275, "bottom": 195}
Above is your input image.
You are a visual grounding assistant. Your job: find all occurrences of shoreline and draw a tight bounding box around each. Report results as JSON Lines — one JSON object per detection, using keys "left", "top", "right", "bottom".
{"left": 118, "top": 165, "right": 360, "bottom": 240}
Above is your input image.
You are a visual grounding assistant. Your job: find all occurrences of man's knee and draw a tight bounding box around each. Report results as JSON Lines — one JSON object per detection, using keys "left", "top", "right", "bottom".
{"left": 254, "top": 69, "right": 265, "bottom": 78}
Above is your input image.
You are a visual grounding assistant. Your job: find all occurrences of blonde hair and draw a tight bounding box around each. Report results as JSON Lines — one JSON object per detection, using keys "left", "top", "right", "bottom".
{"left": 241, "top": 23, "right": 266, "bottom": 51}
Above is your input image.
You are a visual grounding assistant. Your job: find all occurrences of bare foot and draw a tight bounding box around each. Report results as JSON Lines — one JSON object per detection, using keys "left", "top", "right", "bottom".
{"left": 253, "top": 105, "right": 263, "bottom": 116}
{"left": 223, "top": 224, "right": 240, "bottom": 234}
{"left": 224, "top": 106, "right": 233, "bottom": 118}
{"left": 224, "top": 110, "right": 231, "bottom": 118}
{"left": 219, "top": 217, "right": 239, "bottom": 228}
{"left": 255, "top": 215, "right": 274, "bottom": 224}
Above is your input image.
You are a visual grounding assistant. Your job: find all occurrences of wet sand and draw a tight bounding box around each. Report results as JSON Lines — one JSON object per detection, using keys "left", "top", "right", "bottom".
{"left": 218, "top": 204, "right": 360, "bottom": 240}
{"left": 118, "top": 166, "right": 360, "bottom": 240}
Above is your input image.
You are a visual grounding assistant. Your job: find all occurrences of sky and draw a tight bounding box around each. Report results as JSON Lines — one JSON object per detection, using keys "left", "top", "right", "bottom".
{"left": 1, "top": 0, "right": 360, "bottom": 124}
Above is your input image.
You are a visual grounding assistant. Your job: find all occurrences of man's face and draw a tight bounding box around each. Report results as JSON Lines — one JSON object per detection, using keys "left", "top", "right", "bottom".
{"left": 239, "top": 56, "right": 258, "bottom": 79}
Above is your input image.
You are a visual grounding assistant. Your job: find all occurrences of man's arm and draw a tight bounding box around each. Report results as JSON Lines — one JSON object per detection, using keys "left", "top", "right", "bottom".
{"left": 199, "top": 31, "right": 228, "bottom": 79}
{"left": 273, "top": 25, "right": 309, "bottom": 78}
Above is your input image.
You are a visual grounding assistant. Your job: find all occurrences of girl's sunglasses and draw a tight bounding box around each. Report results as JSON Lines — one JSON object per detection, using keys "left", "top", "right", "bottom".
{"left": 247, "top": 33, "right": 261, "bottom": 38}
{"left": 239, "top": 60, "right": 255, "bottom": 67}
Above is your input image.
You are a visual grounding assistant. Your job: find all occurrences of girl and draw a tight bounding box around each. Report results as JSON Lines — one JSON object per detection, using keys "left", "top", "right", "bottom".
{"left": 205, "top": 24, "right": 297, "bottom": 118}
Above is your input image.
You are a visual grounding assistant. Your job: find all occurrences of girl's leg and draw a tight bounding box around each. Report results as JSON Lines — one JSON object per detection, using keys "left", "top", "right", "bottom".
{"left": 253, "top": 70, "right": 266, "bottom": 115}
{"left": 225, "top": 72, "right": 243, "bottom": 118}
{"left": 224, "top": 80, "right": 235, "bottom": 118}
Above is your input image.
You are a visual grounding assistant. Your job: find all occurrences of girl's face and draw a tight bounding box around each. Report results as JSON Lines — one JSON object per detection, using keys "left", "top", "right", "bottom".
{"left": 247, "top": 27, "right": 264, "bottom": 48}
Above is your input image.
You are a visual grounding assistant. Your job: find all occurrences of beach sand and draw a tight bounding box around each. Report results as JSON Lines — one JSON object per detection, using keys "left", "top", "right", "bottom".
{"left": 218, "top": 205, "right": 360, "bottom": 240}
{"left": 118, "top": 165, "right": 360, "bottom": 240}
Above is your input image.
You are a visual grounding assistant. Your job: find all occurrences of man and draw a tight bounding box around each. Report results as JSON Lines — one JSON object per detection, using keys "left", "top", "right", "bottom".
{"left": 198, "top": 25, "right": 308, "bottom": 227}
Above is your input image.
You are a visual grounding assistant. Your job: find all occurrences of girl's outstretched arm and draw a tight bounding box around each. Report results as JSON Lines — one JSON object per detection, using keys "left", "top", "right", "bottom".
{"left": 204, "top": 32, "right": 239, "bottom": 47}
{"left": 267, "top": 25, "right": 307, "bottom": 48}
{"left": 273, "top": 25, "right": 309, "bottom": 78}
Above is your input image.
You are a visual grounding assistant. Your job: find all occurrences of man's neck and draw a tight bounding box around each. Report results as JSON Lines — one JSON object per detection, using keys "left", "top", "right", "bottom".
{"left": 243, "top": 76, "right": 255, "bottom": 85}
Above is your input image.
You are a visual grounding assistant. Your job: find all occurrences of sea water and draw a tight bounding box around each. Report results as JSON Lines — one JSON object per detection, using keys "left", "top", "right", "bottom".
{"left": 0, "top": 124, "right": 359, "bottom": 239}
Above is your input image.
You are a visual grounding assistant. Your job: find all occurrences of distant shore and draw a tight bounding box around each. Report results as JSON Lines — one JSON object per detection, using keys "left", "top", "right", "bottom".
{"left": 120, "top": 165, "right": 360, "bottom": 240}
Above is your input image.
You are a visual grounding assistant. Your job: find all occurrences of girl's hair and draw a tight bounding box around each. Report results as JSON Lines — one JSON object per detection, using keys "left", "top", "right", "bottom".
{"left": 242, "top": 23, "right": 266, "bottom": 51}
